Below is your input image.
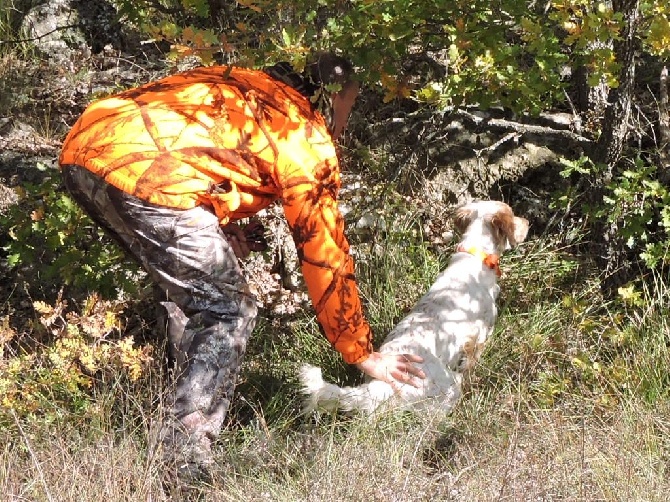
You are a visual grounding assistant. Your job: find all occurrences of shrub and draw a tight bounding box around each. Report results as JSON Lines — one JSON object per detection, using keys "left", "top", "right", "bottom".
{"left": 0, "top": 164, "right": 144, "bottom": 299}
{"left": 0, "top": 293, "right": 153, "bottom": 425}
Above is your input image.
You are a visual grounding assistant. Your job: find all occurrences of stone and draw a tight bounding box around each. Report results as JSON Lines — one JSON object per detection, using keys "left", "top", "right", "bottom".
{"left": 20, "top": 0, "right": 124, "bottom": 64}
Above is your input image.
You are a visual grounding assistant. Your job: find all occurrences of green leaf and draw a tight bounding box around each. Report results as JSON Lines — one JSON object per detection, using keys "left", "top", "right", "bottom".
{"left": 181, "top": 0, "right": 209, "bottom": 17}
{"left": 7, "top": 254, "right": 20, "bottom": 268}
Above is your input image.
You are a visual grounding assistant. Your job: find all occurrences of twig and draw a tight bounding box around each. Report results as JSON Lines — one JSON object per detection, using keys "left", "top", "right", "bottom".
{"left": 11, "top": 409, "right": 55, "bottom": 502}
{"left": 659, "top": 67, "right": 669, "bottom": 150}
{"left": 432, "top": 461, "right": 479, "bottom": 484}
{"left": 474, "top": 131, "right": 520, "bottom": 157}
{"left": 0, "top": 24, "right": 80, "bottom": 46}
{"left": 563, "top": 88, "right": 583, "bottom": 134}
{"left": 497, "top": 366, "right": 524, "bottom": 501}
{"left": 455, "top": 109, "right": 593, "bottom": 146}
{"left": 580, "top": 413, "right": 586, "bottom": 502}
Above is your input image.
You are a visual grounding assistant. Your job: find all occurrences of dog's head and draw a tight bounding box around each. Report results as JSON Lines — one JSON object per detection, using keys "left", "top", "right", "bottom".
{"left": 454, "top": 200, "right": 529, "bottom": 254}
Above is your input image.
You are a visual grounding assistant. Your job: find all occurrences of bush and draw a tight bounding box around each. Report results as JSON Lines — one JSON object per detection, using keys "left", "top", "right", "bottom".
{"left": 0, "top": 164, "right": 144, "bottom": 299}
{"left": 0, "top": 293, "right": 154, "bottom": 426}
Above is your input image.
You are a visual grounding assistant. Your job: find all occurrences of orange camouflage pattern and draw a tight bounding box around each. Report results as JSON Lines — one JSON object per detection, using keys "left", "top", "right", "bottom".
{"left": 59, "top": 66, "right": 373, "bottom": 364}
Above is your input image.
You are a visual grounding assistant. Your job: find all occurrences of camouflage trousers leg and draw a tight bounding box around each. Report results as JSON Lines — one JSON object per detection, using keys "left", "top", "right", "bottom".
{"left": 61, "top": 165, "right": 258, "bottom": 472}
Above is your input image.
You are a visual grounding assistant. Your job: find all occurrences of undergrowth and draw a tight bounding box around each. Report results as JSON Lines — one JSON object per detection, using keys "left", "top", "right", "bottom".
{"left": 2, "top": 185, "right": 670, "bottom": 499}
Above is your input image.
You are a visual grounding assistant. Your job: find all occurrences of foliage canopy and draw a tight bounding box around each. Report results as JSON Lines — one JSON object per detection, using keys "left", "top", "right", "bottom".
{"left": 114, "top": 0, "right": 670, "bottom": 114}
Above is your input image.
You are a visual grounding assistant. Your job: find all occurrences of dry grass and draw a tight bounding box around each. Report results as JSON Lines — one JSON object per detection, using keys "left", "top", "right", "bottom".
{"left": 2, "top": 235, "right": 668, "bottom": 502}
{"left": 446, "top": 401, "right": 670, "bottom": 501}
{"left": 1, "top": 429, "right": 156, "bottom": 500}
{"left": 1, "top": 395, "right": 668, "bottom": 501}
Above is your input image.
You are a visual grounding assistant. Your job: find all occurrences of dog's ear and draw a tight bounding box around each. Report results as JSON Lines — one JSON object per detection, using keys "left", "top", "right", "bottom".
{"left": 490, "top": 210, "right": 529, "bottom": 248}
{"left": 454, "top": 206, "right": 476, "bottom": 234}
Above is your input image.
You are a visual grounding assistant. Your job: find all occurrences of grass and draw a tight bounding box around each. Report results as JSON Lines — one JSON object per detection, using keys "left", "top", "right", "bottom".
{"left": 2, "top": 210, "right": 670, "bottom": 501}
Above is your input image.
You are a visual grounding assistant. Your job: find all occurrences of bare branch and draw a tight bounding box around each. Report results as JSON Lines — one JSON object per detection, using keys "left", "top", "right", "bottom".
{"left": 0, "top": 23, "right": 80, "bottom": 46}
{"left": 454, "top": 109, "right": 593, "bottom": 146}
{"left": 660, "top": 66, "right": 669, "bottom": 151}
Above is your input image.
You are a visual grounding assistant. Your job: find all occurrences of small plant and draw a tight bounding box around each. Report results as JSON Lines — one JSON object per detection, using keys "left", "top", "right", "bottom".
{"left": 554, "top": 154, "right": 670, "bottom": 285}
{"left": 0, "top": 293, "right": 153, "bottom": 425}
{"left": 601, "top": 157, "right": 670, "bottom": 270}
{"left": 0, "top": 164, "right": 144, "bottom": 299}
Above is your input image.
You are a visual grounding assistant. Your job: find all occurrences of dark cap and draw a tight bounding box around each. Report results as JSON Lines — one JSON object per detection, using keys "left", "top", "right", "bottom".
{"left": 305, "top": 52, "right": 356, "bottom": 89}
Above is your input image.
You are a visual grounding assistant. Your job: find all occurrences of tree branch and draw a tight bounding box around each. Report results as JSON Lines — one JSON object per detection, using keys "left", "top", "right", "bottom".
{"left": 453, "top": 109, "right": 593, "bottom": 146}
{"left": 0, "top": 23, "right": 80, "bottom": 46}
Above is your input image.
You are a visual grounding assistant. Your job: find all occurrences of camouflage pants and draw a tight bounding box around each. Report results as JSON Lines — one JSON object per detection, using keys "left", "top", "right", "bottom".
{"left": 61, "top": 164, "right": 258, "bottom": 458}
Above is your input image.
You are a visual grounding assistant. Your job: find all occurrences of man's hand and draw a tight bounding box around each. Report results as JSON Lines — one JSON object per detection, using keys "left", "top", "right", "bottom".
{"left": 221, "top": 221, "right": 268, "bottom": 259}
{"left": 355, "top": 352, "right": 426, "bottom": 389}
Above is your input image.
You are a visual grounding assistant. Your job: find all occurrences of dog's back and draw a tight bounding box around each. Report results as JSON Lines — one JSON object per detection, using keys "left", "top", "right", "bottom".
{"left": 382, "top": 254, "right": 501, "bottom": 369}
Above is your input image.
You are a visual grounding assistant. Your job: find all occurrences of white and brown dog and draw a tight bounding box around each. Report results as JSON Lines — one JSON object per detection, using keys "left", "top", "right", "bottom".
{"left": 299, "top": 200, "right": 529, "bottom": 414}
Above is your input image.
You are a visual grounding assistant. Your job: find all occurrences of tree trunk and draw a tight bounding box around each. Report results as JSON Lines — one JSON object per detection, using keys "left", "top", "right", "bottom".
{"left": 573, "top": 3, "right": 612, "bottom": 121}
{"left": 590, "top": 0, "right": 641, "bottom": 296}
{"left": 660, "top": 66, "right": 670, "bottom": 180}
{"left": 594, "top": 0, "right": 640, "bottom": 172}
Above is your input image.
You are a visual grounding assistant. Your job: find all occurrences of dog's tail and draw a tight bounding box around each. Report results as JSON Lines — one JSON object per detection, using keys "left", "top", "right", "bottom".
{"left": 298, "top": 364, "right": 394, "bottom": 414}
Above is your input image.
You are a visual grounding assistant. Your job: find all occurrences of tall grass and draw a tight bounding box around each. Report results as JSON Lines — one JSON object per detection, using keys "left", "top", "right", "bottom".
{"left": 1, "top": 3, "right": 668, "bottom": 498}
{"left": 2, "top": 207, "right": 669, "bottom": 500}
{"left": 0, "top": 0, "right": 34, "bottom": 56}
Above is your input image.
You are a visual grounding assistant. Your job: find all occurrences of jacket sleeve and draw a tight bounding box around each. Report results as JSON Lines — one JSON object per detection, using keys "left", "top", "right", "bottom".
{"left": 278, "top": 160, "right": 373, "bottom": 364}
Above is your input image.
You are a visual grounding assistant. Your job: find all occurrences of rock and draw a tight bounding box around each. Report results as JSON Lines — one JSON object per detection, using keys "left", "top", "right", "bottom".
{"left": 0, "top": 184, "right": 19, "bottom": 214}
{"left": 20, "top": 0, "right": 124, "bottom": 64}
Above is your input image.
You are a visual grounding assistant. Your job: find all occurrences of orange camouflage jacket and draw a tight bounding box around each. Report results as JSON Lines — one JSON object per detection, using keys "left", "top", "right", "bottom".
{"left": 59, "top": 65, "right": 373, "bottom": 364}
